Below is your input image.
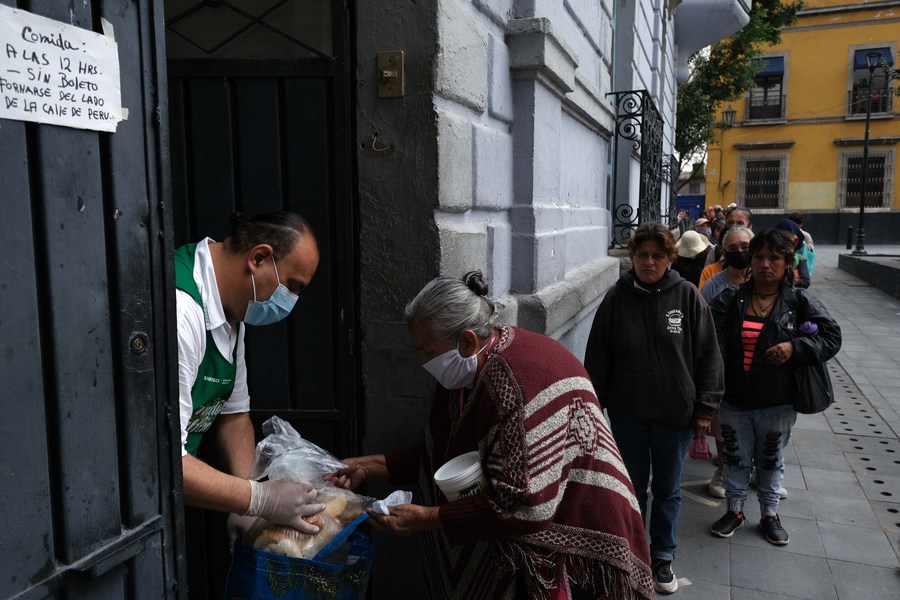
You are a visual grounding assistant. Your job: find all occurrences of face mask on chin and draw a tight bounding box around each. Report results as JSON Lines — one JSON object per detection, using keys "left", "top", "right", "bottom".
{"left": 244, "top": 257, "right": 299, "bottom": 326}
{"left": 422, "top": 334, "right": 491, "bottom": 389}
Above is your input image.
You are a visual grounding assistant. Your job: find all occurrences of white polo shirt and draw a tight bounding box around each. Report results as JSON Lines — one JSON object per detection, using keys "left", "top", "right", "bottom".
{"left": 176, "top": 237, "right": 250, "bottom": 456}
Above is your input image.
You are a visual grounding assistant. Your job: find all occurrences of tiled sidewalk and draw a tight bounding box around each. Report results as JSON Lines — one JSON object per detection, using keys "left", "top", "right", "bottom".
{"left": 665, "top": 246, "right": 900, "bottom": 599}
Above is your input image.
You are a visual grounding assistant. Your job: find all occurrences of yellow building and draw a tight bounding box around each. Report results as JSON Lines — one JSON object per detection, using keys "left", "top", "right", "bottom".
{"left": 707, "top": 0, "right": 899, "bottom": 243}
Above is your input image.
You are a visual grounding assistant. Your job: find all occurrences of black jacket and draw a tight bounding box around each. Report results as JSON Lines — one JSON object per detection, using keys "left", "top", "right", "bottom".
{"left": 709, "top": 282, "right": 841, "bottom": 410}
{"left": 584, "top": 268, "right": 724, "bottom": 428}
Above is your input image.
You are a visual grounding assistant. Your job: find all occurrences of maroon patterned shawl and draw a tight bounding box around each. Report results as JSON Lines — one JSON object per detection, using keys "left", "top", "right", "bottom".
{"left": 386, "top": 325, "right": 652, "bottom": 600}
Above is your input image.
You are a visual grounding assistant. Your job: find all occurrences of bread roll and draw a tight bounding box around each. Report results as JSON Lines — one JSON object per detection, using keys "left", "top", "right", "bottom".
{"left": 252, "top": 512, "right": 342, "bottom": 559}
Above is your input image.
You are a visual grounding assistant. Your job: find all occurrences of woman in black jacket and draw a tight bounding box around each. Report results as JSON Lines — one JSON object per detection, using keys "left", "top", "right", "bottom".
{"left": 708, "top": 229, "right": 841, "bottom": 546}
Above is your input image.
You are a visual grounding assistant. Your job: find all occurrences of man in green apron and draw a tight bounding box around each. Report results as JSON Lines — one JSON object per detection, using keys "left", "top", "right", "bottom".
{"left": 175, "top": 212, "right": 324, "bottom": 536}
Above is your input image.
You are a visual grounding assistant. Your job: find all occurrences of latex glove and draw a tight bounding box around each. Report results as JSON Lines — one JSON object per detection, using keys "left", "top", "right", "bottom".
{"left": 226, "top": 513, "right": 258, "bottom": 549}
{"left": 244, "top": 479, "right": 325, "bottom": 534}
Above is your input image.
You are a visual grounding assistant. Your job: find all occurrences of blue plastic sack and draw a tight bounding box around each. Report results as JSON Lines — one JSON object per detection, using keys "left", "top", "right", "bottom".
{"left": 225, "top": 513, "right": 380, "bottom": 600}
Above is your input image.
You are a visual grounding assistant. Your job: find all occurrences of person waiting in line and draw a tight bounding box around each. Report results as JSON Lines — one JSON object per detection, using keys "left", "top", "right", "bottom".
{"left": 724, "top": 205, "right": 752, "bottom": 230}
{"left": 700, "top": 225, "right": 753, "bottom": 499}
{"left": 694, "top": 217, "right": 713, "bottom": 241}
{"left": 788, "top": 212, "right": 816, "bottom": 277}
{"left": 699, "top": 206, "right": 754, "bottom": 287}
{"left": 708, "top": 229, "right": 841, "bottom": 545}
{"left": 329, "top": 271, "right": 654, "bottom": 600}
{"left": 672, "top": 230, "right": 711, "bottom": 287}
{"left": 774, "top": 219, "right": 811, "bottom": 288}
{"left": 584, "top": 223, "right": 724, "bottom": 595}
{"left": 176, "top": 212, "right": 326, "bottom": 545}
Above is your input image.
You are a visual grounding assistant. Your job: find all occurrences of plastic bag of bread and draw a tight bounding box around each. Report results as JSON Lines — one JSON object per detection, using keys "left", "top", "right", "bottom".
{"left": 246, "top": 510, "right": 343, "bottom": 559}
{"left": 249, "top": 416, "right": 375, "bottom": 507}
{"left": 242, "top": 484, "right": 368, "bottom": 559}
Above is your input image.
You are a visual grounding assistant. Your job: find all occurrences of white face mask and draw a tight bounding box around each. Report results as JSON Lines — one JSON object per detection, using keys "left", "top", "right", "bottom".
{"left": 422, "top": 335, "right": 490, "bottom": 389}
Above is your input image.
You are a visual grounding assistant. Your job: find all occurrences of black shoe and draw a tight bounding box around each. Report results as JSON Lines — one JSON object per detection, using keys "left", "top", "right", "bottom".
{"left": 760, "top": 515, "right": 789, "bottom": 545}
{"left": 652, "top": 559, "right": 678, "bottom": 594}
{"left": 710, "top": 511, "right": 746, "bottom": 538}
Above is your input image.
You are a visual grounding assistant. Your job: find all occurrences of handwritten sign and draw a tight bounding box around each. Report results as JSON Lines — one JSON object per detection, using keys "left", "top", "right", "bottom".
{"left": 0, "top": 5, "right": 127, "bottom": 132}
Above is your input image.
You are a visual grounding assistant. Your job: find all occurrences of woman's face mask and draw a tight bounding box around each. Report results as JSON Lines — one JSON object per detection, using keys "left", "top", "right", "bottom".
{"left": 244, "top": 257, "right": 299, "bottom": 326}
{"left": 696, "top": 227, "right": 712, "bottom": 238}
{"left": 422, "top": 335, "right": 490, "bottom": 389}
{"left": 724, "top": 250, "right": 752, "bottom": 270}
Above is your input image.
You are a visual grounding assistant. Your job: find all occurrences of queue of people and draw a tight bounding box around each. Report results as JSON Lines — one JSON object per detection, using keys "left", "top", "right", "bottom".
{"left": 176, "top": 210, "right": 839, "bottom": 598}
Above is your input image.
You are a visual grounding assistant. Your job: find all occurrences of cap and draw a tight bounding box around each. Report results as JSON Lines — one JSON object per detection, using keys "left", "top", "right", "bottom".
{"left": 774, "top": 218, "right": 804, "bottom": 249}
{"left": 676, "top": 230, "right": 709, "bottom": 258}
{"left": 694, "top": 217, "right": 710, "bottom": 227}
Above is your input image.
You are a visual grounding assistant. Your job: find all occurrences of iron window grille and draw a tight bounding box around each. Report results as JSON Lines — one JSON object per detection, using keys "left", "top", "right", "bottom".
{"left": 737, "top": 153, "right": 788, "bottom": 210}
{"left": 837, "top": 149, "right": 894, "bottom": 209}
{"left": 746, "top": 76, "right": 785, "bottom": 120}
{"left": 165, "top": 0, "right": 334, "bottom": 60}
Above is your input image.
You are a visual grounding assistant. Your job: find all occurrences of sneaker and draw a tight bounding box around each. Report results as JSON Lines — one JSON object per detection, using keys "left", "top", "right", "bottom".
{"left": 710, "top": 511, "right": 746, "bottom": 538}
{"left": 760, "top": 515, "right": 790, "bottom": 545}
{"left": 780, "top": 487, "right": 789, "bottom": 499}
{"left": 652, "top": 559, "right": 678, "bottom": 594}
{"left": 708, "top": 467, "right": 725, "bottom": 498}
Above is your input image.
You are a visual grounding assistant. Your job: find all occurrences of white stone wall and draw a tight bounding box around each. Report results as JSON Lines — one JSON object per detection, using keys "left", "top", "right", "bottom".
{"left": 432, "top": 0, "right": 621, "bottom": 359}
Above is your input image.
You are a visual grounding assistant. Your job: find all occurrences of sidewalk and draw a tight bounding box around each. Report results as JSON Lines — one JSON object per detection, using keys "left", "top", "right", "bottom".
{"left": 669, "top": 245, "right": 900, "bottom": 599}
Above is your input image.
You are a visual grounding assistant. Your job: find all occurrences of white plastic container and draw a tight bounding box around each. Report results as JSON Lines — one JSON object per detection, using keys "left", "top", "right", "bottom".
{"left": 433, "top": 451, "right": 488, "bottom": 501}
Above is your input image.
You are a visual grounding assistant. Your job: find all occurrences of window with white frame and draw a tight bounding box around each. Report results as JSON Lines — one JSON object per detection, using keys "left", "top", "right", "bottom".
{"left": 848, "top": 48, "right": 894, "bottom": 115}
{"left": 747, "top": 57, "right": 785, "bottom": 120}
{"left": 838, "top": 149, "right": 894, "bottom": 208}
{"left": 737, "top": 153, "right": 788, "bottom": 209}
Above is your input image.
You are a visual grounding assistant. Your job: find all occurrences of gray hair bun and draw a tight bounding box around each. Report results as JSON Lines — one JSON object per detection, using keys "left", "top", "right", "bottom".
{"left": 463, "top": 270, "right": 489, "bottom": 296}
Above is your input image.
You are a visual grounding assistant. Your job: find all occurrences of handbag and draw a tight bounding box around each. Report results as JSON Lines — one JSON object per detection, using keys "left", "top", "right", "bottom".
{"left": 225, "top": 513, "right": 381, "bottom": 600}
{"left": 792, "top": 360, "right": 834, "bottom": 414}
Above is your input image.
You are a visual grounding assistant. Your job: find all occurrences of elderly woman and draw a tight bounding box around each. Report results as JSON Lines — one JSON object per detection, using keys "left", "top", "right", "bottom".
{"left": 584, "top": 223, "right": 724, "bottom": 595}
{"left": 329, "top": 271, "right": 654, "bottom": 600}
{"left": 708, "top": 229, "right": 841, "bottom": 545}
{"left": 700, "top": 225, "right": 754, "bottom": 499}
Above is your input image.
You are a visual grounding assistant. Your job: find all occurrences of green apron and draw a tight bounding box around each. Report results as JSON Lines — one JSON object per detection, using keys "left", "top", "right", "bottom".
{"left": 175, "top": 243, "right": 241, "bottom": 456}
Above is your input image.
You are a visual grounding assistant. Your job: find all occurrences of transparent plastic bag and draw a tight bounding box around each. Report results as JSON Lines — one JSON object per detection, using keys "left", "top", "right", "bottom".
{"left": 249, "top": 416, "right": 349, "bottom": 483}
{"left": 242, "top": 417, "right": 372, "bottom": 557}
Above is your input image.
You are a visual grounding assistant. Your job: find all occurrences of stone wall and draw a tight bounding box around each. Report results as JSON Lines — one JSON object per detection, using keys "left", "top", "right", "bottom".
{"left": 355, "top": 1, "right": 665, "bottom": 596}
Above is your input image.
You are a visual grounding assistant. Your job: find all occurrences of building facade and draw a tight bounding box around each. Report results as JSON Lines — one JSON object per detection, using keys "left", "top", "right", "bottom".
{"left": 707, "top": 0, "right": 900, "bottom": 243}
{"left": 0, "top": 0, "right": 750, "bottom": 598}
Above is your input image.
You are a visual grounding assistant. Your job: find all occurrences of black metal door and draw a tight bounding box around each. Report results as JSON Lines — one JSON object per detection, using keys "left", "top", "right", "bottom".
{"left": 163, "top": 1, "right": 357, "bottom": 596}
{"left": 0, "top": 1, "right": 183, "bottom": 599}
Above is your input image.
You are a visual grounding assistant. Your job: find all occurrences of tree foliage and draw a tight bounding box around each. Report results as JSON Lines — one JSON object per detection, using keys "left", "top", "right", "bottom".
{"left": 675, "top": 0, "right": 803, "bottom": 170}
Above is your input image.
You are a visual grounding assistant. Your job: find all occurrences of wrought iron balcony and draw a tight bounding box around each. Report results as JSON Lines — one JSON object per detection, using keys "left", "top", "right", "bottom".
{"left": 848, "top": 86, "right": 893, "bottom": 116}
{"left": 745, "top": 94, "right": 786, "bottom": 121}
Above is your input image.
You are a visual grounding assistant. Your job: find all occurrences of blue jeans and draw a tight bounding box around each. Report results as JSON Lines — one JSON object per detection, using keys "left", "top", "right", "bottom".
{"left": 719, "top": 402, "right": 797, "bottom": 517}
{"left": 608, "top": 415, "right": 692, "bottom": 562}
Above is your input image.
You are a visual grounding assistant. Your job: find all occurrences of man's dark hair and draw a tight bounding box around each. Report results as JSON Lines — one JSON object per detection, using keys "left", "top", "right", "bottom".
{"left": 225, "top": 212, "right": 316, "bottom": 261}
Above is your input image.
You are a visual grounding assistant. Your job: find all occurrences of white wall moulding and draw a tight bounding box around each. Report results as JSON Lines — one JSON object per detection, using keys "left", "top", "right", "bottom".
{"left": 506, "top": 17, "right": 578, "bottom": 95}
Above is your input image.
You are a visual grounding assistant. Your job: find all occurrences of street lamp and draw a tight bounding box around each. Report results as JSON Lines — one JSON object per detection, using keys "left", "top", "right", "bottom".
{"left": 853, "top": 51, "right": 883, "bottom": 255}
{"left": 722, "top": 108, "right": 736, "bottom": 128}
{"left": 718, "top": 108, "right": 736, "bottom": 201}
